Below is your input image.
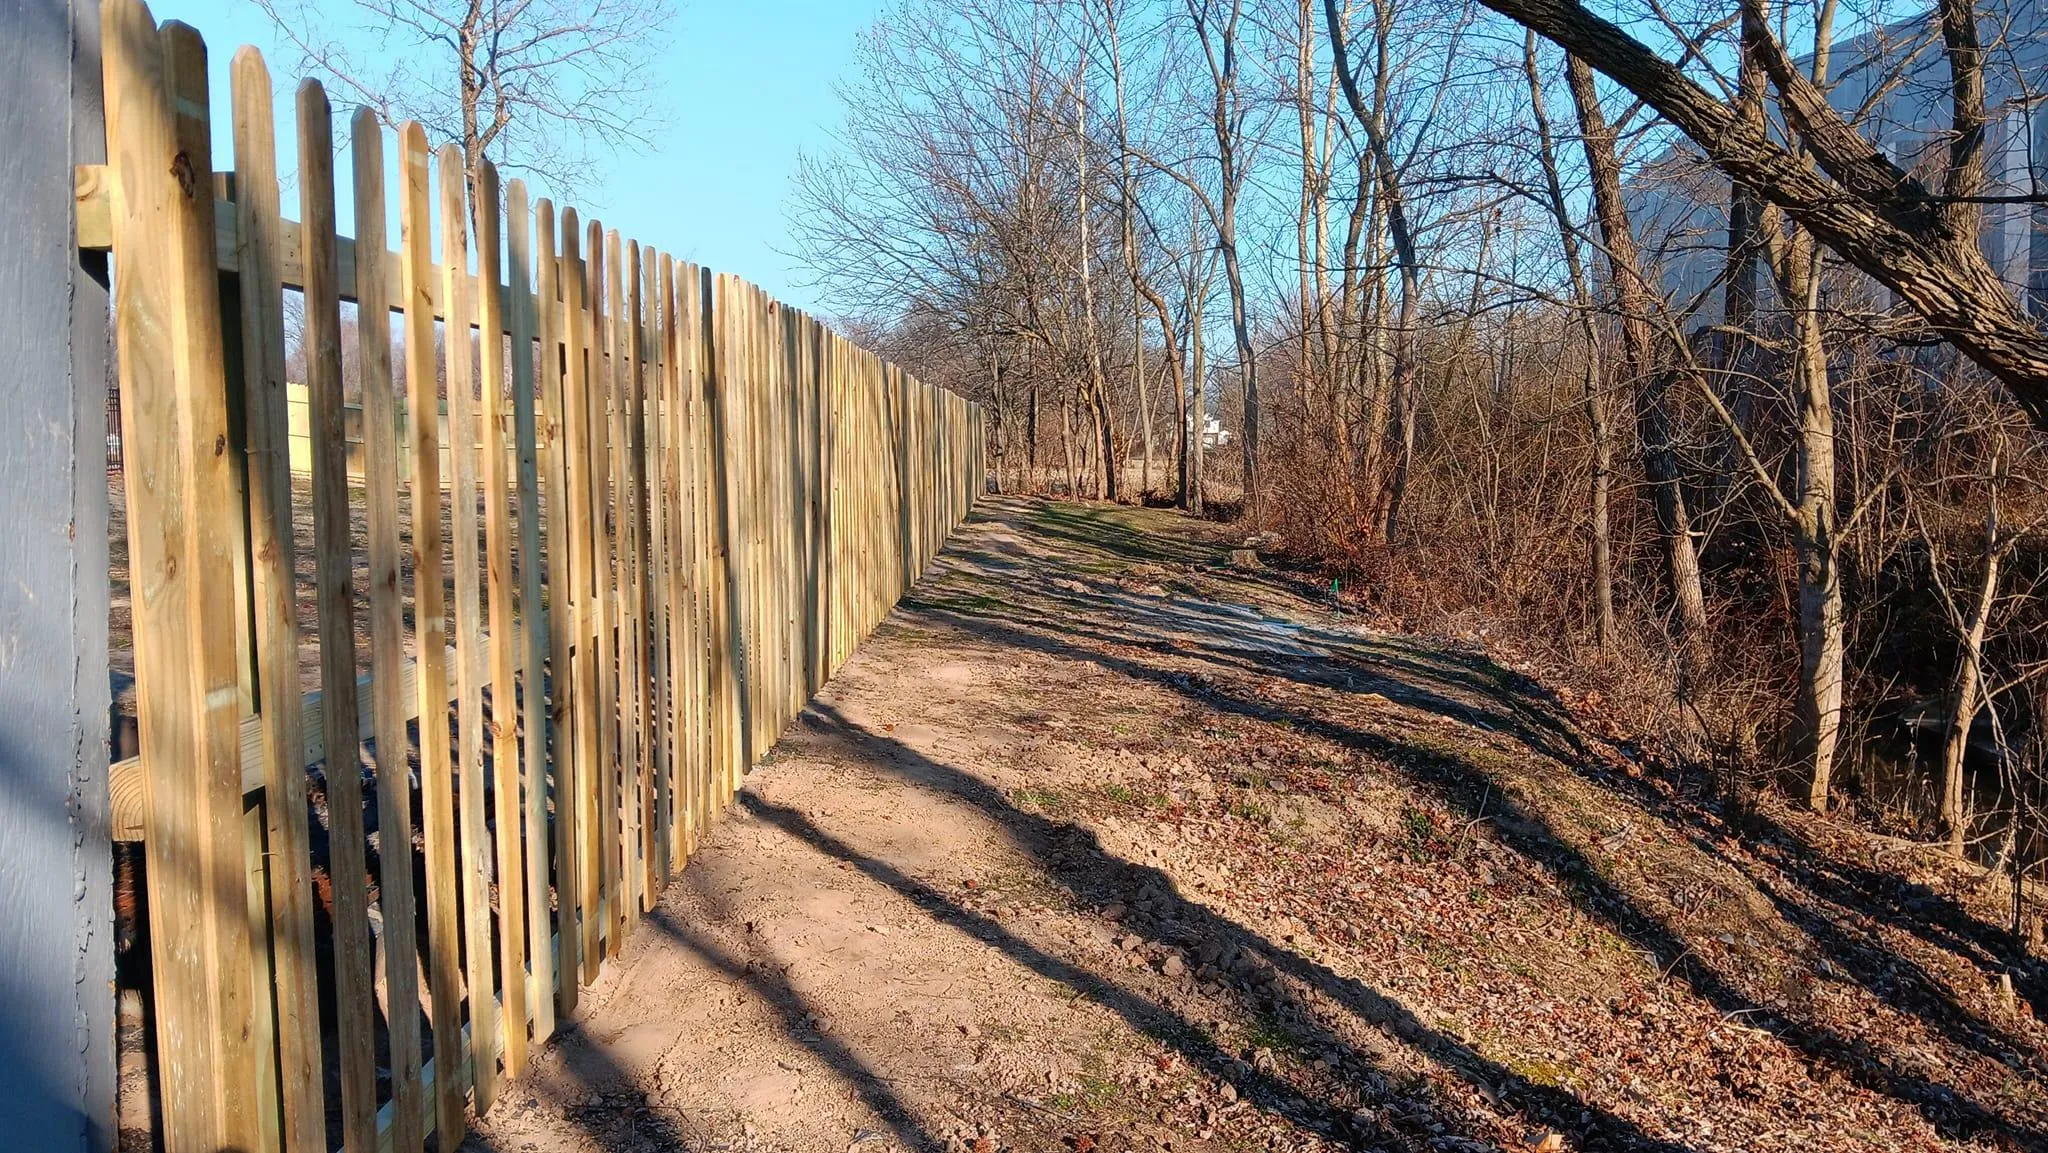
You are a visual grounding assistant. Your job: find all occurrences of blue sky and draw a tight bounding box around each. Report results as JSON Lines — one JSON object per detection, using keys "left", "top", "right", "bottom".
{"left": 170, "top": 0, "right": 885, "bottom": 311}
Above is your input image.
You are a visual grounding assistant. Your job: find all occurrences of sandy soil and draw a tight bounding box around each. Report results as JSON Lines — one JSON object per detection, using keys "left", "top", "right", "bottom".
{"left": 463, "top": 496, "right": 2048, "bottom": 1153}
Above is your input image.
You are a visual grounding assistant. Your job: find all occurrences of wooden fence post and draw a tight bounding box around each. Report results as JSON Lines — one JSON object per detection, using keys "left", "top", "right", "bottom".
{"left": 103, "top": 5, "right": 262, "bottom": 1147}
{"left": 0, "top": 0, "right": 115, "bottom": 1146}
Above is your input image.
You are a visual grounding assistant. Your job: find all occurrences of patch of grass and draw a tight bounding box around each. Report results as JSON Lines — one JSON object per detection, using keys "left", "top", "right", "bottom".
{"left": 922, "top": 591, "right": 1008, "bottom": 615}
{"left": 1402, "top": 803, "right": 1450, "bottom": 863}
{"left": 1048, "top": 1074, "right": 1121, "bottom": 1113}
{"left": 1229, "top": 797, "right": 1270, "bottom": 823}
{"left": 1402, "top": 805, "right": 1435, "bottom": 842}
{"left": 1505, "top": 1054, "right": 1575, "bottom": 1089}
{"left": 1273, "top": 812, "right": 1312, "bottom": 847}
{"left": 1101, "top": 782, "right": 1137, "bottom": 804}
{"left": 1243, "top": 1012, "right": 1308, "bottom": 1057}
{"left": 1011, "top": 785, "right": 1069, "bottom": 813}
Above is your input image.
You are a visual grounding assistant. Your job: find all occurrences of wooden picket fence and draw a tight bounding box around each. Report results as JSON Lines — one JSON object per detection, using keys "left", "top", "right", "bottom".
{"left": 88, "top": 1, "right": 983, "bottom": 1150}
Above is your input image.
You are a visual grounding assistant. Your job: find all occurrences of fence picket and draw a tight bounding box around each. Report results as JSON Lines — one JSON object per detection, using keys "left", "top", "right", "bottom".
{"left": 596, "top": 227, "right": 626, "bottom": 955}
{"left": 618, "top": 236, "right": 646, "bottom": 930}
{"left": 476, "top": 158, "right": 532, "bottom": 1084}
{"left": 350, "top": 107, "right": 426, "bottom": 1153}
{"left": 566, "top": 214, "right": 606, "bottom": 984}
{"left": 649, "top": 251, "right": 674, "bottom": 895}
{"left": 399, "top": 121, "right": 466, "bottom": 1147}
{"left": 222, "top": 47, "right": 324, "bottom": 1153}
{"left": 295, "top": 77, "right": 381, "bottom": 1153}
{"left": 440, "top": 139, "right": 499, "bottom": 1120}
{"left": 105, "top": 4, "right": 242, "bottom": 1146}
{"left": 637, "top": 245, "right": 660, "bottom": 907}
{"left": 707, "top": 272, "right": 734, "bottom": 810}
{"left": 538, "top": 200, "right": 583, "bottom": 1021}
{"left": 509, "top": 176, "right": 555, "bottom": 1051}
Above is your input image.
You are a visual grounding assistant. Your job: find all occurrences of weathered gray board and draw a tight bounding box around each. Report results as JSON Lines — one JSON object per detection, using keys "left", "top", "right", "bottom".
{"left": 0, "top": 0, "right": 116, "bottom": 1149}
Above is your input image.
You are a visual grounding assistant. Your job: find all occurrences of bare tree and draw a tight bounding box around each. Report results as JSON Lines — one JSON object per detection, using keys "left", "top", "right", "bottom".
{"left": 1476, "top": 0, "right": 2048, "bottom": 425}
{"left": 1096, "top": 0, "right": 1159, "bottom": 498}
{"left": 254, "top": 0, "right": 674, "bottom": 191}
{"left": 1561, "top": 52, "right": 1712, "bottom": 663}
{"left": 1324, "top": 0, "right": 1427, "bottom": 542}
{"left": 1520, "top": 32, "right": 1613, "bottom": 651}
{"left": 1185, "top": 0, "right": 1263, "bottom": 514}
{"left": 793, "top": 0, "right": 2048, "bottom": 870}
{"left": 1070, "top": 58, "right": 1122, "bottom": 500}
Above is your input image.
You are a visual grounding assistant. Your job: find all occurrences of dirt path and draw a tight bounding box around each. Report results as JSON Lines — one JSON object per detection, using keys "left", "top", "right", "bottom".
{"left": 466, "top": 497, "right": 2048, "bottom": 1153}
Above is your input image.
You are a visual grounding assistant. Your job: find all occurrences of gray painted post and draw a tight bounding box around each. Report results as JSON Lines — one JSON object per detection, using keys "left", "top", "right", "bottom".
{"left": 0, "top": 0, "right": 116, "bottom": 1150}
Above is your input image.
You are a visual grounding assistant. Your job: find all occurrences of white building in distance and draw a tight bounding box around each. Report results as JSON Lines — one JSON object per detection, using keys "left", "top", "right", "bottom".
{"left": 1626, "top": 0, "right": 2048, "bottom": 327}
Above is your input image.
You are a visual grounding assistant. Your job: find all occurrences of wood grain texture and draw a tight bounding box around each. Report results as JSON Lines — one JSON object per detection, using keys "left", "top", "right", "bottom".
{"left": 225, "top": 48, "right": 325, "bottom": 1153}
{"left": 475, "top": 157, "right": 532, "bottom": 1086}
{"left": 350, "top": 106, "right": 426, "bottom": 1153}
{"left": 505, "top": 172, "right": 554, "bottom": 1063}
{"left": 104, "top": 6, "right": 259, "bottom": 1144}
{"left": 538, "top": 200, "right": 583, "bottom": 1021}
{"left": 297, "top": 77, "right": 382, "bottom": 1153}
{"left": 564, "top": 213, "right": 605, "bottom": 985}
{"left": 399, "top": 120, "right": 465, "bottom": 1147}
{"left": 440, "top": 141, "right": 497, "bottom": 1120}
{"left": 600, "top": 228, "right": 631, "bottom": 956}
{"left": 650, "top": 252, "right": 675, "bottom": 890}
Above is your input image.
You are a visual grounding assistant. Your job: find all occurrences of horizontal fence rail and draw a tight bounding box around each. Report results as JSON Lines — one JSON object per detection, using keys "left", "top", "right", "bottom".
{"left": 91, "top": 2, "right": 985, "bottom": 1150}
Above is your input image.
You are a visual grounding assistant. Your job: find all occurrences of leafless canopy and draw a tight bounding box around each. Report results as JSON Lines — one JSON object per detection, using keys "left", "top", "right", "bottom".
{"left": 255, "top": 0, "right": 674, "bottom": 192}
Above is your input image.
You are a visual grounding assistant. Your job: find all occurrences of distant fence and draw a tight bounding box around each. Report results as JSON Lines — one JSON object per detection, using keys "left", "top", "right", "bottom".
{"left": 281, "top": 384, "right": 458, "bottom": 481}
{"left": 87, "top": 1, "right": 982, "bottom": 1150}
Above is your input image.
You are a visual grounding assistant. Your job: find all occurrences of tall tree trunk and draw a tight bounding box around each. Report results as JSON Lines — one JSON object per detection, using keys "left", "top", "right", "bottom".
{"left": 1564, "top": 52, "right": 1711, "bottom": 657}
{"left": 1712, "top": 37, "right": 1766, "bottom": 513}
{"left": 1133, "top": 313, "right": 1151, "bottom": 497}
{"left": 1769, "top": 0, "right": 1845, "bottom": 811}
{"left": 1522, "top": 34, "right": 1614, "bottom": 650}
{"left": 1943, "top": 490, "right": 2001, "bottom": 854}
{"left": 1073, "top": 69, "right": 1119, "bottom": 502}
{"left": 1104, "top": 1, "right": 1153, "bottom": 499}
{"left": 1188, "top": 241, "right": 1210, "bottom": 516}
{"left": 1335, "top": 141, "right": 1373, "bottom": 510}
{"left": 1785, "top": 239, "right": 1844, "bottom": 810}
{"left": 1357, "top": 193, "right": 1391, "bottom": 511}
{"left": 1061, "top": 391, "right": 1080, "bottom": 496}
{"left": 1220, "top": 231, "right": 1257, "bottom": 513}
{"left": 1138, "top": 280, "right": 1190, "bottom": 508}
{"left": 1297, "top": 0, "right": 1320, "bottom": 417}
{"left": 1382, "top": 269, "right": 1419, "bottom": 544}
{"left": 1175, "top": 325, "right": 1193, "bottom": 510}
{"left": 1027, "top": 375, "right": 1041, "bottom": 487}
{"left": 1586, "top": 353, "right": 1616, "bottom": 649}
{"left": 987, "top": 342, "right": 1008, "bottom": 494}
{"left": 1190, "top": 0, "right": 1258, "bottom": 516}
{"left": 1326, "top": 0, "right": 1422, "bottom": 544}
